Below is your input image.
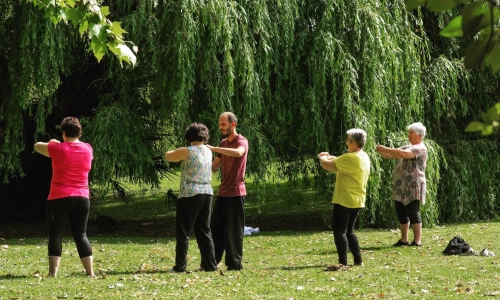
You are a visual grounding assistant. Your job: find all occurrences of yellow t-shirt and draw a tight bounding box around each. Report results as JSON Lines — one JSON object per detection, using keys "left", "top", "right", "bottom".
{"left": 332, "top": 151, "right": 370, "bottom": 208}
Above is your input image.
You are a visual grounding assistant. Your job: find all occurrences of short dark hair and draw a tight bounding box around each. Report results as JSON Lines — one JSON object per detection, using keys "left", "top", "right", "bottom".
{"left": 185, "top": 122, "right": 210, "bottom": 143}
{"left": 60, "top": 117, "right": 82, "bottom": 138}
{"left": 222, "top": 112, "right": 237, "bottom": 124}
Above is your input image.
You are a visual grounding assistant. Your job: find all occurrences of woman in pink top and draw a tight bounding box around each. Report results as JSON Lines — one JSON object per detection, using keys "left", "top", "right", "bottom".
{"left": 34, "top": 117, "right": 94, "bottom": 277}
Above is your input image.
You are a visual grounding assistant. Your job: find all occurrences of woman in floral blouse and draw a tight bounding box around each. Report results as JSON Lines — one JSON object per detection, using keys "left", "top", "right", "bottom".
{"left": 165, "top": 122, "right": 217, "bottom": 272}
{"left": 376, "top": 122, "right": 428, "bottom": 247}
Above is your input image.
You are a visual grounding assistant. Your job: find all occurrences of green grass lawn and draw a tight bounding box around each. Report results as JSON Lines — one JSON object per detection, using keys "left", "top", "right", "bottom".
{"left": 1, "top": 222, "right": 500, "bottom": 299}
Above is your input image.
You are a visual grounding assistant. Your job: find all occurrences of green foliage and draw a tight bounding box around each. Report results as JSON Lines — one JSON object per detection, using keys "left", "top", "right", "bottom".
{"left": 26, "top": 0, "right": 137, "bottom": 66}
{"left": 1, "top": 0, "right": 499, "bottom": 226}
{"left": 406, "top": 0, "right": 500, "bottom": 134}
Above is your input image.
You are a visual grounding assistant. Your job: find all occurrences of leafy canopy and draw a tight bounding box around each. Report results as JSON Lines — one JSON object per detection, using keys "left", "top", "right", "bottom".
{"left": 27, "top": 0, "right": 137, "bottom": 66}
{"left": 406, "top": 0, "right": 500, "bottom": 135}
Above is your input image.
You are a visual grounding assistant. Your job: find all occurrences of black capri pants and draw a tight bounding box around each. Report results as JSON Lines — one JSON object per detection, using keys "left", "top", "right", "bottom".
{"left": 46, "top": 196, "right": 93, "bottom": 258}
{"left": 394, "top": 200, "right": 422, "bottom": 225}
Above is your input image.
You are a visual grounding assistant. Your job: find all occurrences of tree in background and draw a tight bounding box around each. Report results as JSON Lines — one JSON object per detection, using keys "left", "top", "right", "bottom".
{"left": 406, "top": 0, "right": 500, "bottom": 135}
{"left": 1, "top": 0, "right": 498, "bottom": 226}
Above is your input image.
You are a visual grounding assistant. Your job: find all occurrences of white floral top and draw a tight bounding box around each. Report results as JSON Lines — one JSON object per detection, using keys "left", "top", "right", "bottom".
{"left": 178, "top": 145, "right": 213, "bottom": 198}
{"left": 392, "top": 143, "right": 427, "bottom": 205}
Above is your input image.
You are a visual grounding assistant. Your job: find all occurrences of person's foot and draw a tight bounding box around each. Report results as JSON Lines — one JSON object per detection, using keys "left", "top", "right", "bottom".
{"left": 167, "top": 267, "right": 182, "bottom": 273}
{"left": 324, "top": 264, "right": 348, "bottom": 271}
{"left": 393, "top": 239, "right": 409, "bottom": 247}
{"left": 353, "top": 262, "right": 364, "bottom": 267}
{"left": 410, "top": 241, "right": 422, "bottom": 247}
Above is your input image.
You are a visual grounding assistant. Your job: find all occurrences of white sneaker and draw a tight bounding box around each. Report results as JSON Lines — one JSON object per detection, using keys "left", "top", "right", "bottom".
{"left": 479, "top": 249, "right": 495, "bottom": 256}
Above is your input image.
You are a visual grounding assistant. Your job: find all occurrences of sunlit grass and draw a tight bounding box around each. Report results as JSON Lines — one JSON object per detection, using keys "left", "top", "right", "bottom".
{"left": 97, "top": 171, "right": 331, "bottom": 221}
{"left": 1, "top": 223, "right": 500, "bottom": 298}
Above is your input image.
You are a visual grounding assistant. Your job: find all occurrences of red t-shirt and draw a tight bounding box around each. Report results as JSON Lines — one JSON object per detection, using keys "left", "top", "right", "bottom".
{"left": 47, "top": 142, "right": 93, "bottom": 200}
{"left": 216, "top": 135, "right": 249, "bottom": 197}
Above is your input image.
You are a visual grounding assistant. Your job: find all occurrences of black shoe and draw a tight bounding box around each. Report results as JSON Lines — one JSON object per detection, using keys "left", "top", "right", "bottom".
{"left": 393, "top": 239, "right": 409, "bottom": 247}
{"left": 410, "top": 241, "right": 422, "bottom": 247}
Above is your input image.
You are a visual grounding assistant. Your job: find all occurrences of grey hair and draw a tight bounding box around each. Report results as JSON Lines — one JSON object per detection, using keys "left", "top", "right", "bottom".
{"left": 346, "top": 128, "right": 367, "bottom": 148}
{"left": 407, "top": 122, "right": 426, "bottom": 138}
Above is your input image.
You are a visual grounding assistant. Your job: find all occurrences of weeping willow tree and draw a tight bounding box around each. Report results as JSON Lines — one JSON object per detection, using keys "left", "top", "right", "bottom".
{"left": 1, "top": 0, "right": 498, "bottom": 226}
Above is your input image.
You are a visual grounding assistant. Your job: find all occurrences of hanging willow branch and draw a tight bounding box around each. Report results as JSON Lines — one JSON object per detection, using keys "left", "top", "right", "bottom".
{"left": 1, "top": 0, "right": 499, "bottom": 225}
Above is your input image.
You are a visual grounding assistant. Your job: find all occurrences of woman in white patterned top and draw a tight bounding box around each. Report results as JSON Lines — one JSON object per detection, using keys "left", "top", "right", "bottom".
{"left": 165, "top": 122, "right": 217, "bottom": 272}
{"left": 376, "top": 122, "right": 428, "bottom": 247}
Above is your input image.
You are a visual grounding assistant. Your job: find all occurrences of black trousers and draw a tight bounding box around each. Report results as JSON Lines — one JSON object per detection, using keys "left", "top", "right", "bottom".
{"left": 394, "top": 200, "right": 422, "bottom": 224}
{"left": 331, "top": 204, "right": 362, "bottom": 266}
{"left": 46, "top": 197, "right": 92, "bottom": 258}
{"left": 174, "top": 194, "right": 217, "bottom": 272}
{"left": 210, "top": 196, "right": 245, "bottom": 270}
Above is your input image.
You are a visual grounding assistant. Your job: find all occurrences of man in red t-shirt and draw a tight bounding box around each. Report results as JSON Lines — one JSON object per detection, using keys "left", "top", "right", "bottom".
{"left": 207, "top": 112, "right": 248, "bottom": 271}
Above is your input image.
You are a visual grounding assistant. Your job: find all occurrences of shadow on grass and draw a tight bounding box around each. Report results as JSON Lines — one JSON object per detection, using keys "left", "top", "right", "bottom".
{"left": 265, "top": 265, "right": 325, "bottom": 271}
{"left": 0, "top": 274, "right": 32, "bottom": 280}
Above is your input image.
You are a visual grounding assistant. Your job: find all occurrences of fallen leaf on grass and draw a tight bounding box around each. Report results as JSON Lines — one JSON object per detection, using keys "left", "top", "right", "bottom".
{"left": 297, "top": 286, "right": 304, "bottom": 290}
{"left": 33, "top": 271, "right": 40, "bottom": 278}
{"left": 484, "top": 291, "right": 500, "bottom": 296}
{"left": 2, "top": 245, "right": 8, "bottom": 249}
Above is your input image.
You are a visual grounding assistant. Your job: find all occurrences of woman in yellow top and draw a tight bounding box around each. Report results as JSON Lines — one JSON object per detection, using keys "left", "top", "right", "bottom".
{"left": 318, "top": 129, "right": 370, "bottom": 271}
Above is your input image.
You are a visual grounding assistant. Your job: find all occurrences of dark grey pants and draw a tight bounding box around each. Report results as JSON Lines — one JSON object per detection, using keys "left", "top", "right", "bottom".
{"left": 174, "top": 194, "right": 217, "bottom": 272}
{"left": 332, "top": 204, "right": 362, "bottom": 266}
{"left": 210, "top": 196, "right": 245, "bottom": 270}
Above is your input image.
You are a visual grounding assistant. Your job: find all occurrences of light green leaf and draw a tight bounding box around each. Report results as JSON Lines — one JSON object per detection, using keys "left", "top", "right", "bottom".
{"left": 462, "top": 2, "right": 487, "bottom": 37}
{"left": 66, "top": 8, "right": 84, "bottom": 26}
{"left": 406, "top": 0, "right": 426, "bottom": 11}
{"left": 116, "top": 44, "right": 137, "bottom": 66}
{"left": 89, "top": 37, "right": 107, "bottom": 62}
{"left": 111, "top": 22, "right": 127, "bottom": 38}
{"left": 49, "top": 15, "right": 59, "bottom": 26}
{"left": 464, "top": 38, "right": 488, "bottom": 68}
{"left": 464, "top": 121, "right": 484, "bottom": 132}
{"left": 87, "top": 13, "right": 101, "bottom": 24}
{"left": 40, "top": 0, "right": 53, "bottom": 6}
{"left": 484, "top": 43, "right": 500, "bottom": 73}
{"left": 440, "top": 16, "right": 463, "bottom": 37}
{"left": 100, "top": 6, "right": 110, "bottom": 16}
{"left": 79, "top": 19, "right": 88, "bottom": 36}
{"left": 486, "top": 103, "right": 500, "bottom": 121}
{"left": 88, "top": 23, "right": 100, "bottom": 39}
{"left": 88, "top": 24, "right": 108, "bottom": 42}
{"left": 107, "top": 42, "right": 121, "bottom": 56}
{"left": 481, "top": 125, "right": 493, "bottom": 135}
{"left": 66, "top": 0, "right": 76, "bottom": 8}
{"left": 428, "top": 0, "right": 456, "bottom": 12}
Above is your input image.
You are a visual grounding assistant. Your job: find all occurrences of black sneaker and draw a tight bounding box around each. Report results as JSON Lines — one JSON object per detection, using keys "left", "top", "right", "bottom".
{"left": 393, "top": 239, "right": 409, "bottom": 247}
{"left": 410, "top": 241, "right": 422, "bottom": 247}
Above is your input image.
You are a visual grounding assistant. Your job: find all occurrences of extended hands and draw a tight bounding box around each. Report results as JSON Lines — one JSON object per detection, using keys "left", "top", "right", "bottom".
{"left": 317, "top": 152, "right": 333, "bottom": 161}
{"left": 375, "top": 145, "right": 387, "bottom": 153}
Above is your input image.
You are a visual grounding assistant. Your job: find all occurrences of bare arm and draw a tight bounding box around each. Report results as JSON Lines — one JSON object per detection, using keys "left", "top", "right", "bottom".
{"left": 165, "top": 147, "right": 189, "bottom": 162}
{"left": 318, "top": 152, "right": 338, "bottom": 172}
{"left": 207, "top": 145, "right": 246, "bottom": 157}
{"left": 212, "top": 156, "right": 222, "bottom": 172}
{"left": 376, "top": 145, "right": 415, "bottom": 159}
{"left": 34, "top": 139, "right": 60, "bottom": 158}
